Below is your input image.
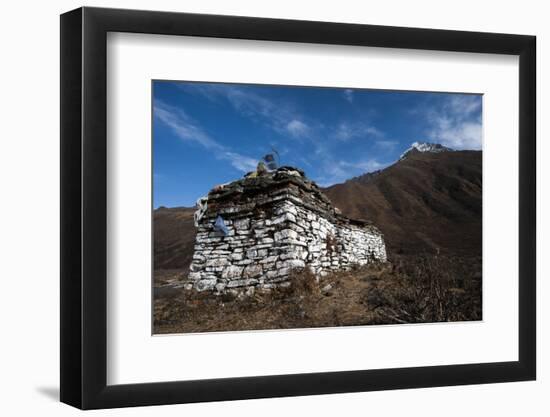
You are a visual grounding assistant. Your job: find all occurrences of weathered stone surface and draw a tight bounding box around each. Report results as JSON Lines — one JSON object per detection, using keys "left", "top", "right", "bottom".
{"left": 274, "top": 229, "right": 298, "bottom": 241}
{"left": 188, "top": 271, "right": 201, "bottom": 281}
{"left": 222, "top": 265, "right": 244, "bottom": 280}
{"left": 189, "top": 263, "right": 203, "bottom": 272}
{"left": 192, "top": 254, "right": 206, "bottom": 262}
{"left": 235, "top": 259, "right": 254, "bottom": 266}
{"left": 272, "top": 212, "right": 296, "bottom": 225}
{"left": 233, "top": 218, "right": 250, "bottom": 230}
{"left": 195, "top": 279, "right": 217, "bottom": 291}
{"left": 260, "top": 255, "right": 279, "bottom": 264}
{"left": 277, "top": 259, "right": 306, "bottom": 270}
{"left": 321, "top": 283, "right": 333, "bottom": 294}
{"left": 243, "top": 264, "right": 263, "bottom": 278}
{"left": 277, "top": 267, "right": 290, "bottom": 277}
{"left": 227, "top": 278, "right": 259, "bottom": 288}
{"left": 205, "top": 258, "right": 230, "bottom": 268}
{"left": 230, "top": 252, "right": 244, "bottom": 261}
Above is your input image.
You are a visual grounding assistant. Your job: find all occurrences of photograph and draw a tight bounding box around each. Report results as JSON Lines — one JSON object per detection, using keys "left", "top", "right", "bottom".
{"left": 152, "top": 81, "right": 483, "bottom": 334}
{"left": 0, "top": 0, "right": 542, "bottom": 413}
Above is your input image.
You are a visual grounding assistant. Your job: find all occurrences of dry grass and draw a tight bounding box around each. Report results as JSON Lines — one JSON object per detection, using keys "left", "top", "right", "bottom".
{"left": 153, "top": 254, "right": 482, "bottom": 334}
{"left": 366, "top": 254, "right": 482, "bottom": 324}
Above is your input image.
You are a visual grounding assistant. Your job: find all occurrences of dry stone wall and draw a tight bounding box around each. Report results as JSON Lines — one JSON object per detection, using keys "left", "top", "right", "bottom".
{"left": 185, "top": 168, "right": 387, "bottom": 294}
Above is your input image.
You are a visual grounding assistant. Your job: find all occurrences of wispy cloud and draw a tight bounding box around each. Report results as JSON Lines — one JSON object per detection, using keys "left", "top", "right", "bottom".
{"left": 154, "top": 99, "right": 258, "bottom": 173}
{"left": 219, "top": 151, "right": 258, "bottom": 172}
{"left": 316, "top": 165, "right": 349, "bottom": 187}
{"left": 424, "top": 95, "right": 482, "bottom": 150}
{"left": 314, "top": 153, "right": 389, "bottom": 187}
{"left": 154, "top": 100, "right": 222, "bottom": 150}
{"left": 339, "top": 159, "right": 388, "bottom": 173}
{"left": 315, "top": 140, "right": 391, "bottom": 187}
{"left": 375, "top": 140, "right": 399, "bottom": 151}
{"left": 179, "top": 83, "right": 312, "bottom": 139}
{"left": 448, "top": 95, "right": 482, "bottom": 114}
{"left": 334, "top": 121, "right": 384, "bottom": 141}
{"left": 286, "top": 119, "right": 310, "bottom": 138}
{"left": 343, "top": 89, "right": 354, "bottom": 103}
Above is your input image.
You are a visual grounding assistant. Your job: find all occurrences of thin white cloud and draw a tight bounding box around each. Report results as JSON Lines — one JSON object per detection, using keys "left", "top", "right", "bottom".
{"left": 179, "top": 83, "right": 311, "bottom": 139}
{"left": 343, "top": 89, "right": 354, "bottom": 103}
{"left": 154, "top": 99, "right": 258, "bottom": 173}
{"left": 340, "top": 159, "right": 388, "bottom": 172}
{"left": 286, "top": 119, "right": 310, "bottom": 138}
{"left": 424, "top": 95, "right": 482, "bottom": 150}
{"left": 299, "top": 157, "right": 313, "bottom": 168}
{"left": 334, "top": 121, "right": 384, "bottom": 141}
{"left": 334, "top": 122, "right": 354, "bottom": 141}
{"left": 220, "top": 151, "right": 258, "bottom": 172}
{"left": 154, "top": 100, "right": 222, "bottom": 150}
{"left": 448, "top": 95, "right": 482, "bottom": 115}
{"left": 315, "top": 157, "right": 389, "bottom": 187}
{"left": 315, "top": 164, "right": 350, "bottom": 187}
{"left": 375, "top": 140, "right": 399, "bottom": 151}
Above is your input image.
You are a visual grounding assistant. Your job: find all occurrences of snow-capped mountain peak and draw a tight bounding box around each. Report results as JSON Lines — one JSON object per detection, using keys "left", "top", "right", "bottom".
{"left": 399, "top": 142, "right": 453, "bottom": 160}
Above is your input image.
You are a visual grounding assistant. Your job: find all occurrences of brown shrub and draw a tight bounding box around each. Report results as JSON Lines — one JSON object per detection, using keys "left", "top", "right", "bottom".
{"left": 369, "top": 254, "right": 482, "bottom": 324}
{"left": 285, "top": 268, "right": 320, "bottom": 295}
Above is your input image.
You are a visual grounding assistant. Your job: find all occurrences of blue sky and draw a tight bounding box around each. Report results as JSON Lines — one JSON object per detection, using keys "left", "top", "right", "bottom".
{"left": 153, "top": 81, "right": 482, "bottom": 208}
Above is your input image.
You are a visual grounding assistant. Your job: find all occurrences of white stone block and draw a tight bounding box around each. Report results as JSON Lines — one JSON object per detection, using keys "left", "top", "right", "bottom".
{"left": 274, "top": 229, "right": 298, "bottom": 241}
{"left": 243, "top": 264, "right": 263, "bottom": 278}
{"left": 195, "top": 279, "right": 217, "bottom": 292}
{"left": 221, "top": 265, "right": 244, "bottom": 279}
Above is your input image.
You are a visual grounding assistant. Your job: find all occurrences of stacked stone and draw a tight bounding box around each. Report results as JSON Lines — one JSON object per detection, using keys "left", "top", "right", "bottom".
{"left": 186, "top": 167, "right": 387, "bottom": 294}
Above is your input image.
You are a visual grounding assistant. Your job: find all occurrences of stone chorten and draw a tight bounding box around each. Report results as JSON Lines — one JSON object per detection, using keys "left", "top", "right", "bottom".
{"left": 186, "top": 166, "right": 387, "bottom": 294}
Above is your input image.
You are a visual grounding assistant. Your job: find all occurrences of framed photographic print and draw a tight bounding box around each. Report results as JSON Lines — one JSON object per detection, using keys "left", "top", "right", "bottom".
{"left": 60, "top": 6, "right": 536, "bottom": 409}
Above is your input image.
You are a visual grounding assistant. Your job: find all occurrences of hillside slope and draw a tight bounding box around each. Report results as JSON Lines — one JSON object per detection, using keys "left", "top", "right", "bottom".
{"left": 323, "top": 150, "right": 482, "bottom": 255}
{"left": 153, "top": 207, "right": 196, "bottom": 272}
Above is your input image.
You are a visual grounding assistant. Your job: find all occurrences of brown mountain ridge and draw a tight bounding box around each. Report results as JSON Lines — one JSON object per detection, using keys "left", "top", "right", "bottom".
{"left": 323, "top": 150, "right": 482, "bottom": 256}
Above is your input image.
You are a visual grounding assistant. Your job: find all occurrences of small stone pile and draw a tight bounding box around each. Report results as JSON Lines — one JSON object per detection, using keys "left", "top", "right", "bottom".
{"left": 186, "top": 166, "right": 387, "bottom": 294}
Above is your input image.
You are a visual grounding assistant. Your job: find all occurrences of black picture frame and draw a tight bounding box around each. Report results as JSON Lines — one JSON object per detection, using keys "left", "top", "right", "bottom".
{"left": 60, "top": 6, "right": 536, "bottom": 410}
